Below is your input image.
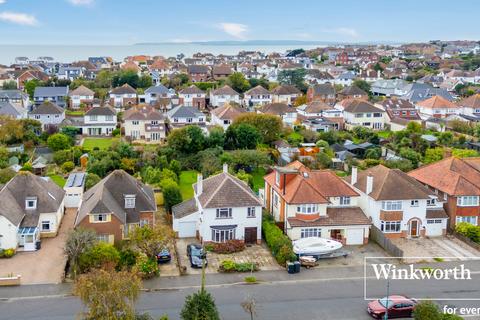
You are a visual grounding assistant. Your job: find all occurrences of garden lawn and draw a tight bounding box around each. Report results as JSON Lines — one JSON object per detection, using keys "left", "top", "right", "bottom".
{"left": 82, "top": 137, "right": 118, "bottom": 150}
{"left": 377, "top": 130, "right": 392, "bottom": 139}
{"left": 48, "top": 174, "right": 66, "bottom": 187}
{"left": 179, "top": 170, "right": 197, "bottom": 200}
{"left": 251, "top": 167, "right": 266, "bottom": 192}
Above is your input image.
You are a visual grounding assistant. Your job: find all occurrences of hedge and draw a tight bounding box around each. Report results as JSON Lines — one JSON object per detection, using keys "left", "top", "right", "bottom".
{"left": 456, "top": 222, "right": 480, "bottom": 243}
{"left": 219, "top": 260, "right": 258, "bottom": 273}
{"left": 262, "top": 214, "right": 297, "bottom": 265}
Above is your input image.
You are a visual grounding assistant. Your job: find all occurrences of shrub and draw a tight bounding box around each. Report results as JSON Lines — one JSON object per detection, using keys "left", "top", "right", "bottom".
{"left": 211, "top": 240, "right": 245, "bottom": 254}
{"left": 133, "top": 254, "right": 159, "bottom": 279}
{"left": 79, "top": 242, "right": 120, "bottom": 272}
{"left": 204, "top": 243, "right": 214, "bottom": 252}
{"left": 62, "top": 161, "right": 75, "bottom": 173}
{"left": 118, "top": 248, "right": 138, "bottom": 270}
{"left": 244, "top": 276, "right": 257, "bottom": 283}
{"left": 456, "top": 222, "right": 480, "bottom": 243}
{"left": 262, "top": 214, "right": 296, "bottom": 265}
{"left": 218, "top": 260, "right": 258, "bottom": 273}
{"left": 219, "top": 260, "right": 236, "bottom": 272}
{"left": 0, "top": 248, "right": 15, "bottom": 258}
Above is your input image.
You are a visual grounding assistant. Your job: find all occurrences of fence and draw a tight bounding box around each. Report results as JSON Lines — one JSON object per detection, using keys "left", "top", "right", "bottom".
{"left": 369, "top": 225, "right": 404, "bottom": 257}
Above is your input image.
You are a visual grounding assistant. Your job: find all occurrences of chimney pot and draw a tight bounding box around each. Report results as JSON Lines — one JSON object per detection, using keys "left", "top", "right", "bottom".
{"left": 366, "top": 175, "right": 373, "bottom": 195}
{"left": 351, "top": 166, "right": 358, "bottom": 185}
{"left": 197, "top": 174, "right": 203, "bottom": 195}
{"left": 223, "top": 163, "right": 228, "bottom": 173}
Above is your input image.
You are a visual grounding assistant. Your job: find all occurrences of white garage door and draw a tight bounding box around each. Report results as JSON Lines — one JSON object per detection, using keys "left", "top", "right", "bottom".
{"left": 178, "top": 221, "right": 197, "bottom": 238}
{"left": 65, "top": 194, "right": 82, "bottom": 208}
{"left": 346, "top": 228, "right": 364, "bottom": 245}
{"left": 425, "top": 220, "right": 443, "bottom": 237}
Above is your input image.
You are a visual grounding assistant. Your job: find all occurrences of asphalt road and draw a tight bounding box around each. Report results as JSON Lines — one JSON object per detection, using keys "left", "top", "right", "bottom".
{"left": 2, "top": 276, "right": 480, "bottom": 320}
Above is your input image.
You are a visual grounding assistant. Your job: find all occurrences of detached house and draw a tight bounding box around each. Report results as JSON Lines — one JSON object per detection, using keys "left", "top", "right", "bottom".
{"left": 409, "top": 157, "right": 480, "bottom": 229}
{"left": 243, "top": 85, "right": 272, "bottom": 107}
{"left": 123, "top": 104, "right": 166, "bottom": 142}
{"left": 69, "top": 85, "right": 95, "bottom": 109}
{"left": 210, "top": 85, "right": 240, "bottom": 107}
{"left": 348, "top": 165, "right": 447, "bottom": 238}
{"left": 259, "top": 103, "right": 297, "bottom": 127}
{"left": 143, "top": 84, "right": 173, "bottom": 105}
{"left": 34, "top": 86, "right": 69, "bottom": 108}
{"left": 173, "top": 164, "right": 262, "bottom": 244}
{"left": 166, "top": 105, "right": 205, "bottom": 129}
{"left": 263, "top": 161, "right": 371, "bottom": 245}
{"left": 337, "top": 85, "right": 368, "bottom": 101}
{"left": 187, "top": 65, "right": 210, "bottom": 82}
{"left": 416, "top": 95, "right": 460, "bottom": 119}
{"left": 75, "top": 170, "right": 156, "bottom": 243}
{"left": 340, "top": 99, "right": 386, "bottom": 130}
{"left": 211, "top": 103, "right": 246, "bottom": 130}
{"left": 307, "top": 83, "right": 336, "bottom": 105}
{"left": 28, "top": 101, "right": 65, "bottom": 130}
{"left": 271, "top": 85, "right": 302, "bottom": 105}
{"left": 109, "top": 83, "right": 137, "bottom": 109}
{"left": 0, "top": 172, "right": 65, "bottom": 251}
{"left": 178, "top": 85, "right": 206, "bottom": 109}
{"left": 458, "top": 94, "right": 480, "bottom": 116}
{"left": 80, "top": 105, "right": 117, "bottom": 136}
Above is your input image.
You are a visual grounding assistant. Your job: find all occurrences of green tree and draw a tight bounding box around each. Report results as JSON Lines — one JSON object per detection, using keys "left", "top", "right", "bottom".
{"left": 85, "top": 173, "right": 101, "bottom": 190}
{"left": 79, "top": 242, "right": 120, "bottom": 272}
{"left": 47, "top": 133, "right": 72, "bottom": 151}
{"left": 399, "top": 148, "right": 422, "bottom": 168}
{"left": 438, "top": 132, "right": 454, "bottom": 146}
{"left": 225, "top": 123, "right": 261, "bottom": 149}
{"left": 227, "top": 72, "right": 251, "bottom": 93}
{"left": 424, "top": 148, "right": 444, "bottom": 164}
{"left": 128, "top": 225, "right": 173, "bottom": 260}
{"left": 352, "top": 79, "right": 371, "bottom": 94}
{"left": 23, "top": 79, "right": 41, "bottom": 99}
{"left": 160, "top": 178, "right": 183, "bottom": 214}
{"left": 74, "top": 268, "right": 141, "bottom": 320}
{"left": 169, "top": 159, "right": 182, "bottom": 178}
{"left": 0, "top": 168, "right": 15, "bottom": 184}
{"left": 62, "top": 161, "right": 75, "bottom": 173}
{"left": 316, "top": 152, "right": 332, "bottom": 169}
{"left": 277, "top": 69, "right": 307, "bottom": 92}
{"left": 181, "top": 288, "right": 220, "bottom": 320}
{"left": 95, "top": 70, "right": 113, "bottom": 88}
{"left": 65, "top": 228, "right": 97, "bottom": 279}
{"left": 112, "top": 70, "right": 140, "bottom": 88}
{"left": 413, "top": 300, "right": 442, "bottom": 320}
{"left": 233, "top": 113, "right": 283, "bottom": 144}
{"left": 365, "top": 148, "right": 381, "bottom": 160}
{"left": 2, "top": 80, "right": 17, "bottom": 90}
{"left": 207, "top": 126, "right": 225, "bottom": 148}
{"left": 168, "top": 125, "right": 206, "bottom": 154}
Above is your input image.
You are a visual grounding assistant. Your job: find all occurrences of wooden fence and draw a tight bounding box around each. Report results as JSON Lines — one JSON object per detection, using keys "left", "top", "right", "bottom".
{"left": 369, "top": 225, "right": 404, "bottom": 258}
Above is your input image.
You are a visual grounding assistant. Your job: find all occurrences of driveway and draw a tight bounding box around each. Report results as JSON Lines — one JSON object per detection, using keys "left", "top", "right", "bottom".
{"left": 391, "top": 236, "right": 480, "bottom": 263}
{"left": 0, "top": 208, "right": 76, "bottom": 284}
{"left": 176, "top": 238, "right": 281, "bottom": 274}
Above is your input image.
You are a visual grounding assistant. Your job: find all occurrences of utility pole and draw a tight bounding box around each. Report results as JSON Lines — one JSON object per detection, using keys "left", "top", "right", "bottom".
{"left": 384, "top": 279, "right": 390, "bottom": 320}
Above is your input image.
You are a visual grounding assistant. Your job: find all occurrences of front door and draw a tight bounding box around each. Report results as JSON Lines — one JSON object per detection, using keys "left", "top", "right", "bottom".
{"left": 244, "top": 227, "right": 257, "bottom": 244}
{"left": 410, "top": 220, "right": 419, "bottom": 237}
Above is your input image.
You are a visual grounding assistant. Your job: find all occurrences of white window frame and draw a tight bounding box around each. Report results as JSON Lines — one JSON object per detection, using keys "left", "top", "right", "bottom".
{"left": 339, "top": 197, "right": 351, "bottom": 206}
{"left": 93, "top": 214, "right": 107, "bottom": 222}
{"left": 456, "top": 216, "right": 478, "bottom": 226}
{"left": 139, "top": 219, "right": 149, "bottom": 227}
{"left": 457, "top": 196, "right": 479, "bottom": 207}
{"left": 410, "top": 200, "right": 419, "bottom": 207}
{"left": 96, "top": 234, "right": 109, "bottom": 242}
{"left": 247, "top": 207, "right": 256, "bottom": 218}
{"left": 381, "top": 201, "right": 402, "bottom": 211}
{"left": 296, "top": 204, "right": 319, "bottom": 214}
{"left": 380, "top": 220, "right": 401, "bottom": 233}
{"left": 216, "top": 208, "right": 232, "bottom": 219}
{"left": 125, "top": 195, "right": 136, "bottom": 209}
{"left": 41, "top": 220, "right": 51, "bottom": 231}
{"left": 300, "top": 228, "right": 321, "bottom": 238}
{"left": 211, "top": 228, "right": 235, "bottom": 242}
{"left": 25, "top": 198, "right": 37, "bottom": 210}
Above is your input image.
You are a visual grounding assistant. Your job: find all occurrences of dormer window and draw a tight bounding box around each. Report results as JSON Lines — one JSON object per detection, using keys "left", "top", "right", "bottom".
{"left": 125, "top": 195, "right": 136, "bottom": 209}
{"left": 25, "top": 197, "right": 37, "bottom": 210}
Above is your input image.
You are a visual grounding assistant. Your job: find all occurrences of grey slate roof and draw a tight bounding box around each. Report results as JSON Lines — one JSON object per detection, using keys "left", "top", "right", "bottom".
{"left": 0, "top": 89, "right": 28, "bottom": 100}
{"left": 76, "top": 170, "right": 156, "bottom": 226}
{"left": 194, "top": 172, "right": 262, "bottom": 209}
{"left": 172, "top": 198, "right": 198, "bottom": 219}
{"left": 29, "top": 101, "right": 64, "bottom": 115}
{"left": 167, "top": 105, "right": 203, "bottom": 118}
{"left": 0, "top": 101, "right": 26, "bottom": 117}
{"left": 344, "top": 100, "right": 384, "bottom": 113}
{"left": 211, "top": 85, "right": 239, "bottom": 96}
{"left": 85, "top": 105, "right": 116, "bottom": 116}
{"left": 310, "top": 83, "right": 335, "bottom": 96}
{"left": 110, "top": 83, "right": 136, "bottom": 95}
{"left": 0, "top": 172, "right": 65, "bottom": 227}
{"left": 34, "top": 86, "right": 69, "bottom": 97}
{"left": 145, "top": 84, "right": 170, "bottom": 94}
{"left": 179, "top": 85, "right": 205, "bottom": 95}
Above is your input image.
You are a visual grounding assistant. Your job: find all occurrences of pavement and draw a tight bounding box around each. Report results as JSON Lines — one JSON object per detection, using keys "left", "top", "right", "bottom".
{"left": 392, "top": 236, "right": 480, "bottom": 263}
{"left": 0, "top": 208, "right": 76, "bottom": 285}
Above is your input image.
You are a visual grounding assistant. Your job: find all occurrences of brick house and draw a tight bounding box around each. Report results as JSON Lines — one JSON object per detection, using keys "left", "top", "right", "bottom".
{"left": 307, "top": 83, "right": 336, "bottom": 105}
{"left": 109, "top": 83, "right": 137, "bottom": 109}
{"left": 409, "top": 157, "right": 480, "bottom": 229}
{"left": 187, "top": 65, "right": 210, "bottom": 82}
{"left": 75, "top": 170, "right": 156, "bottom": 243}
{"left": 178, "top": 85, "right": 206, "bottom": 109}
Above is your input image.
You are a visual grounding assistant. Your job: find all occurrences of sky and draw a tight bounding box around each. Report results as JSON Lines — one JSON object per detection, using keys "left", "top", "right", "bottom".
{"left": 0, "top": 0, "right": 479, "bottom": 45}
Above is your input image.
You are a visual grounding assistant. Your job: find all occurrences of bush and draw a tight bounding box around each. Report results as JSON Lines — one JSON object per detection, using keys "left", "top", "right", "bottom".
{"left": 62, "top": 161, "right": 75, "bottom": 173}
{"left": 218, "top": 260, "right": 258, "bottom": 273}
{"left": 456, "top": 222, "right": 480, "bottom": 243}
{"left": 262, "top": 214, "right": 296, "bottom": 265}
{"left": 244, "top": 276, "right": 257, "bottom": 283}
{"left": 79, "top": 242, "right": 120, "bottom": 272}
{"left": 211, "top": 240, "right": 245, "bottom": 254}
{"left": 133, "top": 254, "right": 159, "bottom": 279}
{"left": 118, "top": 248, "right": 138, "bottom": 270}
{"left": 0, "top": 248, "right": 15, "bottom": 258}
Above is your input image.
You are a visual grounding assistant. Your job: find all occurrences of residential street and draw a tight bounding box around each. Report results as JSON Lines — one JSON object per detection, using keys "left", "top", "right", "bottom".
{"left": 2, "top": 262, "right": 480, "bottom": 319}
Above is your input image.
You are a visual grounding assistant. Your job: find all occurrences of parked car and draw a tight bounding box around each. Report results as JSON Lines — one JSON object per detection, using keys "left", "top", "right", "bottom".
{"left": 367, "top": 295, "right": 417, "bottom": 319}
{"left": 156, "top": 248, "right": 171, "bottom": 263}
{"left": 187, "top": 243, "right": 207, "bottom": 268}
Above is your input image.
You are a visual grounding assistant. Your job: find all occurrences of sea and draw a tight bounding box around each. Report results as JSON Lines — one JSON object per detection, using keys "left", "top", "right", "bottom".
{"left": 0, "top": 43, "right": 322, "bottom": 65}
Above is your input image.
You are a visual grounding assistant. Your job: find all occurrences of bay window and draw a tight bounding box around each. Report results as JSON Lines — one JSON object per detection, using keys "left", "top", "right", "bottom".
{"left": 457, "top": 196, "right": 479, "bottom": 207}
{"left": 211, "top": 227, "right": 235, "bottom": 242}
{"left": 456, "top": 216, "right": 478, "bottom": 226}
{"left": 380, "top": 221, "right": 401, "bottom": 233}
{"left": 381, "top": 201, "right": 402, "bottom": 211}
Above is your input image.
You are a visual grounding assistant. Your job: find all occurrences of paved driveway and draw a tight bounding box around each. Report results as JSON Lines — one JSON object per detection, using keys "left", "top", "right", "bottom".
{"left": 176, "top": 238, "right": 281, "bottom": 274}
{"left": 0, "top": 208, "right": 76, "bottom": 284}
{"left": 391, "top": 236, "right": 480, "bottom": 263}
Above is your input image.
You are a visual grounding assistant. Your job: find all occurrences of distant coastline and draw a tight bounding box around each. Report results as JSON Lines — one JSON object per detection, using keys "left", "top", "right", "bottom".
{"left": 134, "top": 39, "right": 403, "bottom": 46}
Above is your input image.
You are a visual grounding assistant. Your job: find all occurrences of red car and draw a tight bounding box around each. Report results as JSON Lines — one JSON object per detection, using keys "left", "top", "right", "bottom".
{"left": 367, "top": 295, "right": 417, "bottom": 319}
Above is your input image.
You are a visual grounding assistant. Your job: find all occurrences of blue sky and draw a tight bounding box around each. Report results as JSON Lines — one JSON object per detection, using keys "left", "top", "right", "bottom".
{"left": 0, "top": 0, "right": 479, "bottom": 45}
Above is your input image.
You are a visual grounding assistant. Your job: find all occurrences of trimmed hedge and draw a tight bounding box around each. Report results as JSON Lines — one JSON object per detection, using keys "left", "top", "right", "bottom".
{"left": 211, "top": 240, "right": 245, "bottom": 254}
{"left": 456, "top": 222, "right": 480, "bottom": 243}
{"left": 219, "top": 260, "right": 258, "bottom": 273}
{"left": 262, "top": 214, "right": 297, "bottom": 265}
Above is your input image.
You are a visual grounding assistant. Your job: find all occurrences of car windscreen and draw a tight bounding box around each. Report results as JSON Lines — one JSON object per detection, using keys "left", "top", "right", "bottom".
{"left": 191, "top": 246, "right": 203, "bottom": 256}
{"left": 378, "top": 298, "right": 393, "bottom": 308}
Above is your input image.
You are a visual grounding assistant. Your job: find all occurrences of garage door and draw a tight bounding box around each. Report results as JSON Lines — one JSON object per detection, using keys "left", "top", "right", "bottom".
{"left": 425, "top": 220, "right": 443, "bottom": 237}
{"left": 346, "top": 228, "right": 364, "bottom": 245}
{"left": 178, "top": 221, "right": 196, "bottom": 238}
{"left": 65, "top": 194, "right": 82, "bottom": 208}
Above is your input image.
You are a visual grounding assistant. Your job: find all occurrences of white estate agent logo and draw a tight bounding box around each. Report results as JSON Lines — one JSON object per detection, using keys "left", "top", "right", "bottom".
{"left": 371, "top": 264, "right": 472, "bottom": 280}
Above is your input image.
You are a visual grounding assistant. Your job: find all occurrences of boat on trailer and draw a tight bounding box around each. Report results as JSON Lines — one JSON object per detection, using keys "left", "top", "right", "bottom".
{"left": 293, "top": 237, "right": 343, "bottom": 256}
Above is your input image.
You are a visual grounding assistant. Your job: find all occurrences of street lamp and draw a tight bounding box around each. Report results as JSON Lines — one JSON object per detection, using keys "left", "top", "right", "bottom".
{"left": 384, "top": 278, "right": 390, "bottom": 320}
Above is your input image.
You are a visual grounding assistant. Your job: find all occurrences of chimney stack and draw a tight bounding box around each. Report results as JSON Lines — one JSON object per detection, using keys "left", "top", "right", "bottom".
{"left": 197, "top": 174, "right": 203, "bottom": 196}
{"left": 366, "top": 175, "right": 373, "bottom": 195}
{"left": 223, "top": 163, "right": 228, "bottom": 174}
{"left": 351, "top": 166, "right": 358, "bottom": 185}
